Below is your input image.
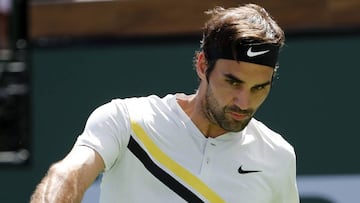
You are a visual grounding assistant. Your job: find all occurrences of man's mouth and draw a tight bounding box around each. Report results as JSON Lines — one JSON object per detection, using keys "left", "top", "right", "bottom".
{"left": 227, "top": 111, "right": 250, "bottom": 121}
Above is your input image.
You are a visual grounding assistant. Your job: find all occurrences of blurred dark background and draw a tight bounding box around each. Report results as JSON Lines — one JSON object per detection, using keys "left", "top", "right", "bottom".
{"left": 1, "top": 0, "right": 360, "bottom": 202}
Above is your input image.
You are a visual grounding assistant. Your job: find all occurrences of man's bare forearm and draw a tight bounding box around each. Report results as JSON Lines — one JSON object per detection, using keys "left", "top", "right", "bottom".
{"left": 30, "top": 146, "right": 104, "bottom": 203}
{"left": 30, "top": 163, "right": 85, "bottom": 203}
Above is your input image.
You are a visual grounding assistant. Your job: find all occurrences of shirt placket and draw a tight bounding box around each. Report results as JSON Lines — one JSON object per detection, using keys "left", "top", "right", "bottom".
{"left": 199, "top": 138, "right": 217, "bottom": 182}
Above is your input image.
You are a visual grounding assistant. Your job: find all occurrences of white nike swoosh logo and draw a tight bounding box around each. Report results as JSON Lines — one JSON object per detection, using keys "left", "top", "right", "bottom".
{"left": 247, "top": 47, "right": 270, "bottom": 57}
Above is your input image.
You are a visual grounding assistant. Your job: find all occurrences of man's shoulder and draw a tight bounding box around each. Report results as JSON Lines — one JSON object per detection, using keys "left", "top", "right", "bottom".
{"left": 113, "top": 94, "right": 174, "bottom": 105}
{"left": 112, "top": 94, "right": 176, "bottom": 121}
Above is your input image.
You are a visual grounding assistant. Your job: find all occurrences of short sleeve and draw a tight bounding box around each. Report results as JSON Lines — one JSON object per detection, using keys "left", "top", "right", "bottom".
{"left": 277, "top": 147, "right": 299, "bottom": 203}
{"left": 75, "top": 99, "right": 131, "bottom": 171}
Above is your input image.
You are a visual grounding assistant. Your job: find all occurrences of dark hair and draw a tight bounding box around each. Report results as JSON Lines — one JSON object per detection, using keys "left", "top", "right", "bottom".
{"left": 194, "top": 4, "right": 285, "bottom": 81}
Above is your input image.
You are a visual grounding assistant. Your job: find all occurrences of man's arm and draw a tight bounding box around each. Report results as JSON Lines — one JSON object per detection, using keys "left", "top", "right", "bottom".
{"left": 30, "top": 145, "right": 105, "bottom": 203}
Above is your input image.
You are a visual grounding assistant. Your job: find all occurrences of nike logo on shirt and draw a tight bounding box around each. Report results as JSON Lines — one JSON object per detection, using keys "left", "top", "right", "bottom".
{"left": 238, "top": 165, "right": 261, "bottom": 174}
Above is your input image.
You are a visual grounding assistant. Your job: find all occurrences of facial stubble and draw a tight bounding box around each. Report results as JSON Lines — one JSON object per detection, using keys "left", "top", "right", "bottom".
{"left": 203, "top": 85, "right": 253, "bottom": 132}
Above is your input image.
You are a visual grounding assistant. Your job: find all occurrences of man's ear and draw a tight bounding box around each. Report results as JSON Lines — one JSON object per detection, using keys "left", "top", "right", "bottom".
{"left": 196, "top": 51, "right": 208, "bottom": 81}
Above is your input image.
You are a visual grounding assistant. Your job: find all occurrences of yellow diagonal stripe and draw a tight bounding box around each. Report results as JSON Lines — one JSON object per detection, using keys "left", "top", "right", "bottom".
{"left": 131, "top": 121, "right": 225, "bottom": 203}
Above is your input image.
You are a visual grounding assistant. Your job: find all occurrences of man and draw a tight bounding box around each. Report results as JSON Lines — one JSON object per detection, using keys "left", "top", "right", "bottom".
{"left": 31, "top": 3, "right": 299, "bottom": 203}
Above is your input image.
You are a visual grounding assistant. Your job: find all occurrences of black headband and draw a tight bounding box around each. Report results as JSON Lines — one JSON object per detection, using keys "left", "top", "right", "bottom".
{"left": 207, "top": 42, "right": 280, "bottom": 68}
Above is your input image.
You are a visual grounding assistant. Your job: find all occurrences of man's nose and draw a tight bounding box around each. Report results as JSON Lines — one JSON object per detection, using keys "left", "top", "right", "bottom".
{"left": 233, "top": 89, "right": 251, "bottom": 110}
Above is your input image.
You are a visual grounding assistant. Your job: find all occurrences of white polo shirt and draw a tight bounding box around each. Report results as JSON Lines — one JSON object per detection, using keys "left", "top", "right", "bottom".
{"left": 75, "top": 94, "right": 299, "bottom": 203}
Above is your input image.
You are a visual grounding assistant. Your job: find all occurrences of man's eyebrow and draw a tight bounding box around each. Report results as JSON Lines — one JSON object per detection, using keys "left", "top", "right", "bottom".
{"left": 224, "top": 73, "right": 244, "bottom": 83}
{"left": 254, "top": 81, "right": 272, "bottom": 87}
{"left": 224, "top": 73, "right": 271, "bottom": 87}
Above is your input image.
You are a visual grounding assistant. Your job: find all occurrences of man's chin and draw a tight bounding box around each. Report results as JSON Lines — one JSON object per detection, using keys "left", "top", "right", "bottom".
{"left": 222, "top": 119, "right": 251, "bottom": 132}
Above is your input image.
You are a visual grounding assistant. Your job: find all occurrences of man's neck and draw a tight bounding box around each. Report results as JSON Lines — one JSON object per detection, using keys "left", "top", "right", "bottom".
{"left": 176, "top": 93, "right": 226, "bottom": 138}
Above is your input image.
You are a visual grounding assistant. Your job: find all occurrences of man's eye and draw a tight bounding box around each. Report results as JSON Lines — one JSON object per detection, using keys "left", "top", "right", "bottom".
{"left": 227, "top": 80, "right": 240, "bottom": 86}
{"left": 252, "top": 85, "right": 266, "bottom": 91}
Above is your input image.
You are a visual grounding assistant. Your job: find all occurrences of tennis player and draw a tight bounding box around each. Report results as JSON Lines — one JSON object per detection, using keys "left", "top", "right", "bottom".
{"left": 31, "top": 3, "right": 299, "bottom": 203}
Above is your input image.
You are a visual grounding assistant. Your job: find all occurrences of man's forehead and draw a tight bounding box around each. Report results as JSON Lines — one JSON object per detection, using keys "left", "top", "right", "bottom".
{"left": 215, "top": 60, "right": 274, "bottom": 81}
{"left": 216, "top": 59, "right": 274, "bottom": 72}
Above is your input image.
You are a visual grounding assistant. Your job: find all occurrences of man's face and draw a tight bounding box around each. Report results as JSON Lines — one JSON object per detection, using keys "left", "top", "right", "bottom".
{"left": 202, "top": 59, "right": 274, "bottom": 132}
